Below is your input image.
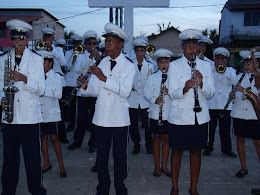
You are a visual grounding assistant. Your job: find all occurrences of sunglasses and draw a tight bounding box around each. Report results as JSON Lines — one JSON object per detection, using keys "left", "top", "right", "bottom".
{"left": 87, "top": 42, "right": 97, "bottom": 45}
{"left": 10, "top": 35, "right": 26, "bottom": 41}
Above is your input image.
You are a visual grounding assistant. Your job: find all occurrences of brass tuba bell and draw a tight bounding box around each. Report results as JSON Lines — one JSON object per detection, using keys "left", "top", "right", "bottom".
{"left": 146, "top": 45, "right": 156, "bottom": 56}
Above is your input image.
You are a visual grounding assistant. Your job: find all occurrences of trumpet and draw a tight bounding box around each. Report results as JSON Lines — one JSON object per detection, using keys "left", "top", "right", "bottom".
{"left": 36, "top": 41, "right": 46, "bottom": 50}
{"left": 216, "top": 62, "right": 226, "bottom": 73}
{"left": 62, "top": 44, "right": 85, "bottom": 74}
{"left": 191, "top": 53, "right": 202, "bottom": 112}
{"left": 62, "top": 55, "right": 105, "bottom": 106}
{"left": 146, "top": 45, "right": 156, "bottom": 56}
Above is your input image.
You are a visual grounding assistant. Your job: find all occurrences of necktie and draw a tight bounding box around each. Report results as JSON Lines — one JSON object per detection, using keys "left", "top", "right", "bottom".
{"left": 249, "top": 74, "right": 255, "bottom": 83}
{"left": 138, "top": 64, "right": 142, "bottom": 71}
{"left": 110, "top": 60, "right": 116, "bottom": 71}
{"left": 45, "top": 75, "right": 47, "bottom": 80}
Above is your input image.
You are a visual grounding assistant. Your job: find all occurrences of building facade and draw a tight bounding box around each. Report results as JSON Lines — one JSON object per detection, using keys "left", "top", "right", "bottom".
{"left": 219, "top": 0, "right": 260, "bottom": 68}
{"left": 0, "top": 8, "right": 65, "bottom": 50}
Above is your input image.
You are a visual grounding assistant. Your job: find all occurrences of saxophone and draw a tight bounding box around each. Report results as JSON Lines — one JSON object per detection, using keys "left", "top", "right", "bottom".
{"left": 243, "top": 87, "right": 260, "bottom": 121}
{"left": 1, "top": 46, "right": 19, "bottom": 123}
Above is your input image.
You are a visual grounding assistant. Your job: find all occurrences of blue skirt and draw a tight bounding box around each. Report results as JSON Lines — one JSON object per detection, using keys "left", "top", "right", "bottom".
{"left": 233, "top": 118, "right": 260, "bottom": 140}
{"left": 40, "top": 122, "right": 58, "bottom": 135}
{"left": 168, "top": 121, "right": 208, "bottom": 150}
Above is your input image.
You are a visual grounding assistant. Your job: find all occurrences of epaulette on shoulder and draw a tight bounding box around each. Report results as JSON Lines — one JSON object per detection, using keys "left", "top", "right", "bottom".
{"left": 125, "top": 56, "right": 133, "bottom": 63}
{"left": 0, "top": 51, "right": 8, "bottom": 57}
{"left": 31, "top": 49, "right": 41, "bottom": 56}
{"left": 151, "top": 69, "right": 159, "bottom": 74}
{"left": 55, "top": 72, "right": 63, "bottom": 76}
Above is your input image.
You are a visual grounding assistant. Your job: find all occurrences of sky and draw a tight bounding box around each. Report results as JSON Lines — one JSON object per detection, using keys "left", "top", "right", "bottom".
{"left": 1, "top": 0, "right": 228, "bottom": 38}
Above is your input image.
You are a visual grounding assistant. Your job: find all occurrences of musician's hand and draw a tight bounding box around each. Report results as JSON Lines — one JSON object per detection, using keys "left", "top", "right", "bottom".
{"left": 155, "top": 96, "right": 163, "bottom": 104}
{"left": 77, "top": 74, "right": 83, "bottom": 83}
{"left": 162, "top": 86, "right": 168, "bottom": 95}
{"left": 194, "top": 70, "right": 203, "bottom": 88}
{"left": 88, "top": 66, "right": 107, "bottom": 82}
{"left": 234, "top": 84, "right": 244, "bottom": 92}
{"left": 45, "top": 41, "right": 53, "bottom": 51}
{"left": 9, "top": 71, "right": 27, "bottom": 84}
{"left": 90, "top": 49, "right": 100, "bottom": 60}
{"left": 183, "top": 79, "right": 196, "bottom": 94}
{"left": 229, "top": 92, "right": 236, "bottom": 100}
{"left": 255, "top": 76, "right": 260, "bottom": 89}
{"left": 72, "top": 55, "right": 78, "bottom": 64}
{"left": 81, "top": 80, "right": 88, "bottom": 90}
{"left": 1, "top": 97, "right": 7, "bottom": 110}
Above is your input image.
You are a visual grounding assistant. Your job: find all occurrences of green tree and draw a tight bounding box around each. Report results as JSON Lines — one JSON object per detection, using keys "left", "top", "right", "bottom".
{"left": 157, "top": 22, "right": 172, "bottom": 33}
{"left": 64, "top": 30, "right": 75, "bottom": 39}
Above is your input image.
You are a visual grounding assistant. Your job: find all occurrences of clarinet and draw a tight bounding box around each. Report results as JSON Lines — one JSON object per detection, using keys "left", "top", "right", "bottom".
{"left": 62, "top": 55, "right": 104, "bottom": 106}
{"left": 190, "top": 53, "right": 202, "bottom": 112}
{"left": 218, "top": 71, "right": 246, "bottom": 118}
{"left": 157, "top": 69, "right": 167, "bottom": 126}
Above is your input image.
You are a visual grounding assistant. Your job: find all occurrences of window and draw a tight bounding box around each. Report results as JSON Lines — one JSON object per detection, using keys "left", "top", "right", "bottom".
{"left": 244, "top": 11, "right": 260, "bottom": 26}
{"left": 0, "top": 27, "right": 7, "bottom": 39}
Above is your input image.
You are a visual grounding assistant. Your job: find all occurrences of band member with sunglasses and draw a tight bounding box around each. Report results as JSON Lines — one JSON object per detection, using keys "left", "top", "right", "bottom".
{"left": 68, "top": 30, "right": 100, "bottom": 152}
{"left": 0, "top": 19, "right": 46, "bottom": 195}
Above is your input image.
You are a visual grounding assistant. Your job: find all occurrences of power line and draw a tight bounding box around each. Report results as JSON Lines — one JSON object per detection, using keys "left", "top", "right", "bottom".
{"left": 58, "top": 8, "right": 104, "bottom": 21}
{"left": 169, "top": 3, "right": 225, "bottom": 8}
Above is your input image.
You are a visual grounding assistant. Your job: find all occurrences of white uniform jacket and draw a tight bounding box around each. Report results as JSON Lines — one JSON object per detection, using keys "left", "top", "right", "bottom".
{"left": 231, "top": 73, "right": 258, "bottom": 120}
{"left": 207, "top": 66, "right": 236, "bottom": 110}
{"left": 75, "top": 50, "right": 99, "bottom": 97}
{"left": 167, "top": 55, "right": 215, "bottom": 125}
{"left": 40, "top": 69, "right": 62, "bottom": 123}
{"left": 204, "top": 56, "right": 214, "bottom": 67}
{"left": 64, "top": 49, "right": 84, "bottom": 87}
{"left": 144, "top": 70, "right": 172, "bottom": 120}
{"left": 51, "top": 45, "right": 66, "bottom": 87}
{"left": 128, "top": 59, "right": 154, "bottom": 109}
{"left": 79, "top": 52, "right": 135, "bottom": 127}
{"left": 0, "top": 47, "right": 45, "bottom": 124}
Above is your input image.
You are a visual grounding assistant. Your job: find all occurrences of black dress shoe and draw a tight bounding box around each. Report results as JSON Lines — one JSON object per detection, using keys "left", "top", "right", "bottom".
{"left": 68, "top": 142, "right": 81, "bottom": 150}
{"left": 251, "top": 188, "right": 260, "bottom": 194}
{"left": 203, "top": 148, "right": 213, "bottom": 156}
{"left": 91, "top": 164, "right": 97, "bottom": 173}
{"left": 42, "top": 164, "right": 52, "bottom": 173}
{"left": 189, "top": 189, "right": 200, "bottom": 195}
{"left": 132, "top": 145, "right": 140, "bottom": 155}
{"left": 89, "top": 146, "right": 96, "bottom": 153}
{"left": 222, "top": 150, "right": 237, "bottom": 158}
{"left": 59, "top": 138, "right": 70, "bottom": 144}
{"left": 60, "top": 172, "right": 67, "bottom": 177}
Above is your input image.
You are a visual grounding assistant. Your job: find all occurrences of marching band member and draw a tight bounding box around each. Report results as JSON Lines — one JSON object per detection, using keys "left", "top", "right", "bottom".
{"left": 198, "top": 35, "right": 214, "bottom": 66}
{"left": 68, "top": 30, "right": 100, "bottom": 152}
{"left": 40, "top": 28, "right": 68, "bottom": 143}
{"left": 144, "top": 48, "right": 173, "bottom": 177}
{"left": 55, "top": 38, "right": 66, "bottom": 53}
{"left": 40, "top": 27, "right": 66, "bottom": 77}
{"left": 128, "top": 38, "right": 155, "bottom": 155}
{"left": 204, "top": 47, "right": 237, "bottom": 157}
{"left": 167, "top": 29, "right": 215, "bottom": 195}
{"left": 64, "top": 34, "right": 83, "bottom": 132}
{"left": 80, "top": 23, "right": 135, "bottom": 195}
{"left": 37, "top": 50, "right": 67, "bottom": 178}
{"left": 232, "top": 50, "right": 260, "bottom": 179}
{"left": 251, "top": 74, "right": 260, "bottom": 195}
{"left": 0, "top": 19, "right": 46, "bottom": 195}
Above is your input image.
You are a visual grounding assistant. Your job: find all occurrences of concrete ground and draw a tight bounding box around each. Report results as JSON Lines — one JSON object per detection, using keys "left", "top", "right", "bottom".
{"left": 0, "top": 125, "right": 259, "bottom": 195}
